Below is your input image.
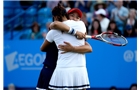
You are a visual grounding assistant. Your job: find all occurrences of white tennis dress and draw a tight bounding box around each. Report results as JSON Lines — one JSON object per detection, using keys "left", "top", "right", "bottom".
{"left": 46, "top": 20, "right": 90, "bottom": 90}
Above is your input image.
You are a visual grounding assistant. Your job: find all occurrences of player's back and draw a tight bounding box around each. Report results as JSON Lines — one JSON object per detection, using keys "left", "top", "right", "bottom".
{"left": 57, "top": 20, "right": 87, "bottom": 68}
{"left": 46, "top": 20, "right": 87, "bottom": 68}
{"left": 62, "top": 20, "right": 86, "bottom": 46}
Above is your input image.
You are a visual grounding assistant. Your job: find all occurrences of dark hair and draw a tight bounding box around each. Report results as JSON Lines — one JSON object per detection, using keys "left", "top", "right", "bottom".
{"left": 94, "top": 3, "right": 107, "bottom": 11}
{"left": 129, "top": 83, "right": 137, "bottom": 90}
{"left": 90, "top": 19, "right": 102, "bottom": 35}
{"left": 52, "top": 3, "right": 69, "bottom": 21}
{"left": 31, "top": 22, "right": 40, "bottom": 32}
{"left": 107, "top": 20, "right": 117, "bottom": 30}
{"left": 109, "top": 86, "right": 117, "bottom": 90}
{"left": 107, "top": 20, "right": 122, "bottom": 34}
{"left": 100, "top": 14, "right": 106, "bottom": 18}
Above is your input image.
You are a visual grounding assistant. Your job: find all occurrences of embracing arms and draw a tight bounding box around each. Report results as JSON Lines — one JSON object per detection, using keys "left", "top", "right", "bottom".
{"left": 50, "top": 21, "right": 85, "bottom": 39}
{"left": 40, "top": 39, "right": 51, "bottom": 52}
{"left": 58, "top": 41, "right": 92, "bottom": 54}
{"left": 40, "top": 39, "right": 92, "bottom": 53}
{"left": 40, "top": 21, "right": 92, "bottom": 53}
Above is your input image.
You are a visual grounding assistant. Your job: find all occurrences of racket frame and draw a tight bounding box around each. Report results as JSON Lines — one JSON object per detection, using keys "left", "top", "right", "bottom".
{"left": 86, "top": 32, "right": 128, "bottom": 46}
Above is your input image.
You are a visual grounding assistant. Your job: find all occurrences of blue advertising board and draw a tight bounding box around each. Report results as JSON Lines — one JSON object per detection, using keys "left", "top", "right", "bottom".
{"left": 86, "top": 38, "right": 137, "bottom": 88}
{"left": 4, "top": 38, "right": 137, "bottom": 88}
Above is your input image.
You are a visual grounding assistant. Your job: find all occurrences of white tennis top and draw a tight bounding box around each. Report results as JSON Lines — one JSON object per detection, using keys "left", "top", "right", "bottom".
{"left": 46, "top": 20, "right": 86, "bottom": 68}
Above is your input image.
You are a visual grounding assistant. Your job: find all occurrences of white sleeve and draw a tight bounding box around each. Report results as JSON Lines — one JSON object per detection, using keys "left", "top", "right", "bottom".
{"left": 79, "top": 21, "right": 87, "bottom": 33}
{"left": 45, "top": 30, "right": 54, "bottom": 43}
{"left": 123, "top": 8, "right": 129, "bottom": 17}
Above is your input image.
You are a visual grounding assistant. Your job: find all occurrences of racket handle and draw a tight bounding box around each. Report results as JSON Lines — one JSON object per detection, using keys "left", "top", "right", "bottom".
{"left": 86, "top": 35, "right": 92, "bottom": 39}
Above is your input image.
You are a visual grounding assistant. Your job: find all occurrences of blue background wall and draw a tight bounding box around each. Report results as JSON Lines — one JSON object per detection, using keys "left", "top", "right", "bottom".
{"left": 4, "top": 38, "right": 137, "bottom": 89}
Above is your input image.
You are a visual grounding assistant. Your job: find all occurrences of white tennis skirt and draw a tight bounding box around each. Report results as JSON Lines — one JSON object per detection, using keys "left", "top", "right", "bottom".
{"left": 48, "top": 66, "right": 90, "bottom": 90}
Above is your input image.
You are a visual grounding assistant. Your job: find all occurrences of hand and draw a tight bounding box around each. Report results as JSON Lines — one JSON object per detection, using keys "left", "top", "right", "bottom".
{"left": 58, "top": 41, "right": 75, "bottom": 54}
{"left": 75, "top": 31, "right": 85, "bottom": 39}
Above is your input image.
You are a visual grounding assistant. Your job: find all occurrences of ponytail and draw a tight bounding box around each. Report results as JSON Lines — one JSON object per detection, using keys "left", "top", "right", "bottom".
{"left": 52, "top": 3, "right": 69, "bottom": 21}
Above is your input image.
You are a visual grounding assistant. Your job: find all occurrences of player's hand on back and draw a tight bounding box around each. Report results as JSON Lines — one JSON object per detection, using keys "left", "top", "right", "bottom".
{"left": 58, "top": 41, "right": 75, "bottom": 54}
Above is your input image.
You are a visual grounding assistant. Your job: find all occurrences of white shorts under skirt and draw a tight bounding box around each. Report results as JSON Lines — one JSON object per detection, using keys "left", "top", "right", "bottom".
{"left": 49, "top": 66, "right": 90, "bottom": 90}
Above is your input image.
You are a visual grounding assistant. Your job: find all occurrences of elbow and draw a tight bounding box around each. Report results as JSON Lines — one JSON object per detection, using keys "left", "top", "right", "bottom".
{"left": 51, "top": 21, "right": 59, "bottom": 29}
{"left": 40, "top": 47, "right": 46, "bottom": 52}
{"left": 40, "top": 47, "right": 44, "bottom": 52}
{"left": 88, "top": 47, "right": 93, "bottom": 53}
{"left": 89, "top": 48, "right": 92, "bottom": 53}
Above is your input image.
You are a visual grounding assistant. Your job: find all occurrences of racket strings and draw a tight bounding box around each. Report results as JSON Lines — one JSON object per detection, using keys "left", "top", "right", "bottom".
{"left": 102, "top": 34, "right": 126, "bottom": 45}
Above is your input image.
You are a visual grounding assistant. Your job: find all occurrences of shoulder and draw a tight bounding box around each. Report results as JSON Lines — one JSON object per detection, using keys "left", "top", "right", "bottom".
{"left": 48, "top": 29, "right": 60, "bottom": 32}
{"left": 74, "top": 20, "right": 85, "bottom": 25}
{"left": 103, "top": 18, "right": 110, "bottom": 22}
{"left": 112, "top": 8, "right": 117, "bottom": 12}
{"left": 106, "top": 18, "right": 110, "bottom": 22}
{"left": 62, "top": 20, "right": 73, "bottom": 25}
{"left": 122, "top": 6, "right": 129, "bottom": 11}
{"left": 46, "top": 29, "right": 61, "bottom": 42}
{"left": 64, "top": 20, "right": 83, "bottom": 26}
{"left": 47, "top": 29, "right": 61, "bottom": 35}
{"left": 78, "top": 20, "right": 85, "bottom": 23}
{"left": 63, "top": 20, "right": 75, "bottom": 23}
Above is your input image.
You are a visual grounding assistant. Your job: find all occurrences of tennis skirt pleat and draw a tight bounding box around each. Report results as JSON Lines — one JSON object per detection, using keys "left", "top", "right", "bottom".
{"left": 49, "top": 66, "right": 90, "bottom": 90}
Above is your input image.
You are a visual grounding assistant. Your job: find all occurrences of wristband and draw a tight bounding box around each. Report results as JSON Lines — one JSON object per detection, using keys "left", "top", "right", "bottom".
{"left": 68, "top": 28, "right": 77, "bottom": 35}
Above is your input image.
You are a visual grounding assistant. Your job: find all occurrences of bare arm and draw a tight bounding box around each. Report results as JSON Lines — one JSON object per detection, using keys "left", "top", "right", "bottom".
{"left": 50, "top": 21, "right": 85, "bottom": 39}
{"left": 40, "top": 40, "right": 51, "bottom": 52}
{"left": 41, "top": 37, "right": 92, "bottom": 53}
{"left": 58, "top": 41, "right": 92, "bottom": 54}
{"left": 73, "top": 42, "right": 92, "bottom": 53}
{"left": 50, "top": 21, "right": 70, "bottom": 32}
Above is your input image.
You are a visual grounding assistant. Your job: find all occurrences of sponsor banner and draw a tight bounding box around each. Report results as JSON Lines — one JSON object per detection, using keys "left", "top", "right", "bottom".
{"left": 4, "top": 38, "right": 137, "bottom": 88}
{"left": 4, "top": 40, "right": 45, "bottom": 87}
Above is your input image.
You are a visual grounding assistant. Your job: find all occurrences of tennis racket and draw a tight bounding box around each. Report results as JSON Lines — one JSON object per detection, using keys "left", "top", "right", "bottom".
{"left": 86, "top": 32, "right": 128, "bottom": 46}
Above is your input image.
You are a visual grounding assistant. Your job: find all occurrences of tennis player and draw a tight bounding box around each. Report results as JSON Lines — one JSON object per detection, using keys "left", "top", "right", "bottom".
{"left": 40, "top": 4, "right": 90, "bottom": 90}
{"left": 50, "top": 8, "right": 89, "bottom": 51}
{"left": 36, "top": 6, "right": 92, "bottom": 90}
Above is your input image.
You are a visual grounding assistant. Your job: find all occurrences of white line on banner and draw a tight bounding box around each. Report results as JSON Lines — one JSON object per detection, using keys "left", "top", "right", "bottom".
{"left": 21, "top": 67, "right": 42, "bottom": 70}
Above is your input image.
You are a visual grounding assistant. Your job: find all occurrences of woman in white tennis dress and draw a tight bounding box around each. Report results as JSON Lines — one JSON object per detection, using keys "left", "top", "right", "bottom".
{"left": 40, "top": 4, "right": 90, "bottom": 90}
